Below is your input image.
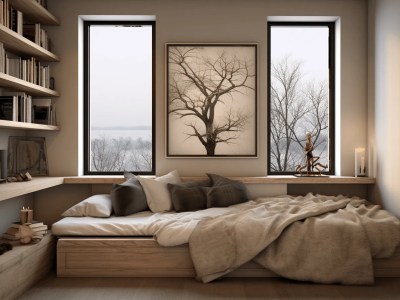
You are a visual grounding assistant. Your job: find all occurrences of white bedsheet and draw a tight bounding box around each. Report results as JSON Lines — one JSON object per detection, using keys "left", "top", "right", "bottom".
{"left": 52, "top": 200, "right": 254, "bottom": 245}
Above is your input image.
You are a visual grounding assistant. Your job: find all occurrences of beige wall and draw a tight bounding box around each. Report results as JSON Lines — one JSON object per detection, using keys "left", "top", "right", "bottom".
{"left": 369, "top": 0, "right": 400, "bottom": 217}
{"left": 0, "top": 0, "right": 372, "bottom": 228}
{"left": 40, "top": 0, "right": 368, "bottom": 177}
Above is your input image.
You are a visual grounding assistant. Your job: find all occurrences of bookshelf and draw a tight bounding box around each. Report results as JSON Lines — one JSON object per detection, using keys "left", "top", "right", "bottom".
{"left": 0, "top": 72, "right": 58, "bottom": 96}
{"left": 0, "top": 177, "right": 64, "bottom": 202}
{"left": 0, "top": 119, "right": 59, "bottom": 130}
{"left": 0, "top": 1, "right": 60, "bottom": 200}
{"left": 0, "top": 24, "right": 59, "bottom": 61}
{"left": 9, "top": 0, "right": 60, "bottom": 25}
{"left": 0, "top": 0, "right": 59, "bottom": 131}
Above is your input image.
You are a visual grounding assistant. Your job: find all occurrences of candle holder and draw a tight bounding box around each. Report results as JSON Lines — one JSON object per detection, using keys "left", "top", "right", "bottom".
{"left": 355, "top": 148, "right": 367, "bottom": 177}
{"left": 20, "top": 207, "right": 33, "bottom": 224}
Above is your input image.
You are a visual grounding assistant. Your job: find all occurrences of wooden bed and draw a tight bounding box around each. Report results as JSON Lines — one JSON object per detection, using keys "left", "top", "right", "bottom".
{"left": 57, "top": 237, "right": 400, "bottom": 278}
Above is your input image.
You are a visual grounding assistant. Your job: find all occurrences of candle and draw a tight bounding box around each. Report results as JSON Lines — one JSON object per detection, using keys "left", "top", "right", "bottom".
{"left": 20, "top": 206, "right": 33, "bottom": 224}
{"left": 360, "top": 156, "right": 365, "bottom": 175}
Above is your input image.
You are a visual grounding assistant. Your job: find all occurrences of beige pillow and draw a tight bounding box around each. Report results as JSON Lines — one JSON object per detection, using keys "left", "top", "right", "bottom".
{"left": 62, "top": 194, "right": 112, "bottom": 217}
{"left": 138, "top": 170, "right": 182, "bottom": 212}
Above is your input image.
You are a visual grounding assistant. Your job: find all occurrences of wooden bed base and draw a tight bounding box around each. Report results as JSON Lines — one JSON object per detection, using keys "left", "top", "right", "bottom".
{"left": 57, "top": 237, "right": 400, "bottom": 278}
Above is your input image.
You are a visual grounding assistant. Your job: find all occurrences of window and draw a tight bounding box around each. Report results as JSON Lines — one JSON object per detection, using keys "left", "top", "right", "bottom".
{"left": 83, "top": 21, "right": 155, "bottom": 175}
{"left": 267, "top": 22, "right": 335, "bottom": 174}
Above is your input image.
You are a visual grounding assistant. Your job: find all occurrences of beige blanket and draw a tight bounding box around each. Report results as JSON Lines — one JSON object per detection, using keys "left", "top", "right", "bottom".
{"left": 188, "top": 194, "right": 400, "bottom": 284}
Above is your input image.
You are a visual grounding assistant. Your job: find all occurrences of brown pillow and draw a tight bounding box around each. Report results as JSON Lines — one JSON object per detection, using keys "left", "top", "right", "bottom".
{"left": 205, "top": 173, "right": 249, "bottom": 208}
{"left": 111, "top": 177, "right": 148, "bottom": 216}
{"left": 168, "top": 180, "right": 211, "bottom": 212}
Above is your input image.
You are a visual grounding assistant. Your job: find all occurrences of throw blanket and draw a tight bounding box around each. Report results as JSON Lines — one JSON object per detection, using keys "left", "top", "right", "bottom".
{"left": 185, "top": 194, "right": 400, "bottom": 284}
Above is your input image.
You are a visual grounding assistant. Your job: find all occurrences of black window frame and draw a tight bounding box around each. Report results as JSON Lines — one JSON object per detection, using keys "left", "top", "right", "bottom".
{"left": 267, "top": 21, "right": 335, "bottom": 175}
{"left": 83, "top": 20, "right": 156, "bottom": 175}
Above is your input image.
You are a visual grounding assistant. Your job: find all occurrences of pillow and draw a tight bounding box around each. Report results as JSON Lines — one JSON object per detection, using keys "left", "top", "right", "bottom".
{"left": 206, "top": 173, "right": 238, "bottom": 186}
{"left": 206, "top": 183, "right": 249, "bottom": 208}
{"left": 62, "top": 194, "right": 112, "bottom": 217}
{"left": 138, "top": 170, "right": 182, "bottom": 212}
{"left": 205, "top": 173, "right": 249, "bottom": 208}
{"left": 111, "top": 177, "right": 148, "bottom": 216}
{"left": 123, "top": 171, "right": 136, "bottom": 179}
{"left": 168, "top": 180, "right": 211, "bottom": 212}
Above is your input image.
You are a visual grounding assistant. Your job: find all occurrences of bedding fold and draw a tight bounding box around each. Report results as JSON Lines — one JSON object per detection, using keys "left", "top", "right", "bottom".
{"left": 186, "top": 194, "right": 400, "bottom": 284}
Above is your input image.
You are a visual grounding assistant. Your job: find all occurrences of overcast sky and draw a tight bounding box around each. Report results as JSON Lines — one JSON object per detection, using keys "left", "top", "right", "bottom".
{"left": 89, "top": 25, "right": 152, "bottom": 128}
{"left": 270, "top": 26, "right": 329, "bottom": 83}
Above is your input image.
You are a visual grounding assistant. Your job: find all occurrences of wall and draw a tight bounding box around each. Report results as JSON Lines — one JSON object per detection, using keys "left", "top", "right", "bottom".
{"left": 0, "top": 129, "right": 34, "bottom": 231}
{"left": 369, "top": 0, "right": 400, "bottom": 217}
{"left": 0, "top": 0, "right": 370, "bottom": 228}
{"left": 43, "top": 0, "right": 368, "bottom": 177}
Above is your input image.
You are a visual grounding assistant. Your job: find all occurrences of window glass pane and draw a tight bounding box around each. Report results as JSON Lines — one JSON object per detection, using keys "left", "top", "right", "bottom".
{"left": 269, "top": 25, "right": 331, "bottom": 173}
{"left": 88, "top": 24, "right": 153, "bottom": 173}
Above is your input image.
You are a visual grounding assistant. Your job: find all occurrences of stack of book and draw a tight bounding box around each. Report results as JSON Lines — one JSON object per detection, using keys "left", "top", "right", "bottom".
{"left": 2, "top": 221, "right": 48, "bottom": 241}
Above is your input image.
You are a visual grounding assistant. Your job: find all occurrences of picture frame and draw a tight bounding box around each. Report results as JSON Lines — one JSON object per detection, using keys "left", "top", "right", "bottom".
{"left": 7, "top": 136, "right": 49, "bottom": 176}
{"left": 166, "top": 43, "right": 258, "bottom": 157}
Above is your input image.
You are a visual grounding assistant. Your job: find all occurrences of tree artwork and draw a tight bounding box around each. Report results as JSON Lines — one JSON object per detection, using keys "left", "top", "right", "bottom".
{"left": 167, "top": 45, "right": 257, "bottom": 156}
{"left": 269, "top": 56, "right": 329, "bottom": 172}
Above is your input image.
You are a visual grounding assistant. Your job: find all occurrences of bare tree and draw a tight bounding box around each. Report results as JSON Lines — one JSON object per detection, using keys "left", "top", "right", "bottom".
{"left": 129, "top": 138, "right": 152, "bottom": 171}
{"left": 168, "top": 46, "right": 255, "bottom": 155}
{"left": 91, "top": 136, "right": 152, "bottom": 172}
{"left": 270, "top": 57, "right": 329, "bottom": 172}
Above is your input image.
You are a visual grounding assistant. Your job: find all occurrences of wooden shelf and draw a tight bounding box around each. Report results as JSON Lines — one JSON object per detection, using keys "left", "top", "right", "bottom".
{"left": 0, "top": 24, "right": 59, "bottom": 61}
{"left": 0, "top": 72, "right": 59, "bottom": 96}
{"left": 0, "top": 233, "right": 55, "bottom": 299}
{"left": 0, "top": 119, "right": 59, "bottom": 130}
{"left": 0, "top": 177, "right": 64, "bottom": 202}
{"left": 63, "top": 176, "right": 376, "bottom": 185}
{"left": 9, "top": 0, "right": 59, "bottom": 25}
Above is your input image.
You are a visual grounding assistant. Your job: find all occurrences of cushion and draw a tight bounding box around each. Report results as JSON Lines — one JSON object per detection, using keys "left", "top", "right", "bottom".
{"left": 61, "top": 194, "right": 112, "bottom": 217}
{"left": 138, "top": 170, "right": 182, "bottom": 212}
{"left": 205, "top": 173, "right": 249, "bottom": 207}
{"left": 206, "top": 173, "right": 238, "bottom": 186}
{"left": 168, "top": 180, "right": 211, "bottom": 212}
{"left": 206, "top": 183, "right": 249, "bottom": 208}
{"left": 111, "top": 177, "right": 148, "bottom": 216}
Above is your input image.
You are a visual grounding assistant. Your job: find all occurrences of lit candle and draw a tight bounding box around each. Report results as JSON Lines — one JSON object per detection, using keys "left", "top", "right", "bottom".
{"left": 20, "top": 206, "right": 33, "bottom": 224}
{"left": 360, "top": 156, "right": 365, "bottom": 175}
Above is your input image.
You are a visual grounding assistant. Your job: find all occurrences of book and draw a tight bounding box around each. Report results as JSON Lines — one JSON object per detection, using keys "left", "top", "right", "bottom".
{"left": 5, "top": 227, "right": 19, "bottom": 235}
{"left": 32, "top": 229, "right": 47, "bottom": 236}
{"left": 32, "top": 98, "right": 56, "bottom": 125}
{"left": 2, "top": 233, "right": 19, "bottom": 240}
{"left": 10, "top": 221, "right": 43, "bottom": 229}
{"left": 30, "top": 225, "right": 48, "bottom": 232}
{"left": 0, "top": 96, "right": 18, "bottom": 121}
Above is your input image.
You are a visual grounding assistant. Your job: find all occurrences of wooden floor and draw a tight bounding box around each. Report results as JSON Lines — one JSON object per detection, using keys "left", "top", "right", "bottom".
{"left": 18, "top": 273, "right": 400, "bottom": 300}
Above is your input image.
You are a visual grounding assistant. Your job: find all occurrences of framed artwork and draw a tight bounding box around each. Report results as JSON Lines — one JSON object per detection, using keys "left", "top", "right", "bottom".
{"left": 166, "top": 43, "right": 258, "bottom": 157}
{"left": 7, "top": 136, "right": 49, "bottom": 176}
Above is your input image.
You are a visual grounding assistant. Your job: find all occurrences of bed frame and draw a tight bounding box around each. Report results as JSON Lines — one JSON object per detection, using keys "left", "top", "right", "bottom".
{"left": 57, "top": 237, "right": 400, "bottom": 278}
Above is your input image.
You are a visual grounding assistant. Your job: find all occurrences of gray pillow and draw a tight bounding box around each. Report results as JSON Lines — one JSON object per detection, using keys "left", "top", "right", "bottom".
{"left": 206, "top": 173, "right": 249, "bottom": 207}
{"left": 111, "top": 177, "right": 148, "bottom": 216}
{"left": 168, "top": 180, "right": 211, "bottom": 212}
{"left": 206, "top": 173, "right": 237, "bottom": 186}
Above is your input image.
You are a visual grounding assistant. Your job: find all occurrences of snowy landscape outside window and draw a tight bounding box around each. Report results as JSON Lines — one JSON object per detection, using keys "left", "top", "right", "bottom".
{"left": 267, "top": 22, "right": 335, "bottom": 174}
{"left": 83, "top": 21, "right": 155, "bottom": 175}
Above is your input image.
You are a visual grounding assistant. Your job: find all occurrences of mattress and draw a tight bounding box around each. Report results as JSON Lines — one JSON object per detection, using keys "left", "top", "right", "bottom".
{"left": 52, "top": 200, "right": 255, "bottom": 239}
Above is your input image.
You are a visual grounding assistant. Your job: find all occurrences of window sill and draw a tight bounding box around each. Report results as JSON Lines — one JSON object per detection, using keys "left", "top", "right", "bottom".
{"left": 63, "top": 176, "right": 375, "bottom": 185}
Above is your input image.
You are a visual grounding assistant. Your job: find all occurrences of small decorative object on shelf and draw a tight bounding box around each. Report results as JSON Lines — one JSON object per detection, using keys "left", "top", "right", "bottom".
{"left": 7, "top": 171, "right": 33, "bottom": 182}
{"left": 295, "top": 131, "right": 328, "bottom": 177}
{"left": 0, "top": 149, "right": 6, "bottom": 180}
{"left": 355, "top": 148, "right": 367, "bottom": 177}
{"left": 8, "top": 136, "right": 48, "bottom": 177}
{"left": 20, "top": 206, "right": 33, "bottom": 224}
{"left": 0, "top": 242, "right": 12, "bottom": 255}
{"left": 19, "top": 225, "right": 33, "bottom": 244}
{"left": 2, "top": 220, "right": 48, "bottom": 244}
